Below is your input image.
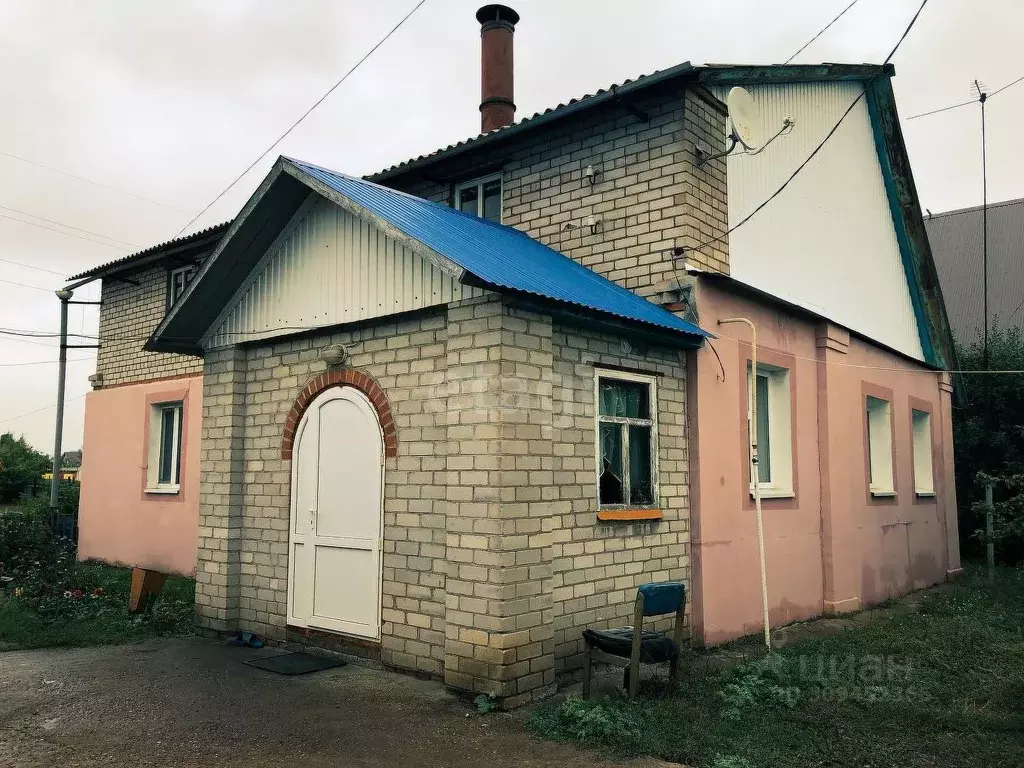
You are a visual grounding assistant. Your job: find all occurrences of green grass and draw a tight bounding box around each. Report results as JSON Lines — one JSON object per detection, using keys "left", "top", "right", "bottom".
{"left": 529, "top": 566, "right": 1024, "bottom": 768}
{"left": 0, "top": 562, "right": 195, "bottom": 651}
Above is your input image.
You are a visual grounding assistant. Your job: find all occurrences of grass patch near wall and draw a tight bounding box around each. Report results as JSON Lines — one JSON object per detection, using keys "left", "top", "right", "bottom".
{"left": 0, "top": 508, "right": 194, "bottom": 650}
{"left": 529, "top": 566, "right": 1024, "bottom": 768}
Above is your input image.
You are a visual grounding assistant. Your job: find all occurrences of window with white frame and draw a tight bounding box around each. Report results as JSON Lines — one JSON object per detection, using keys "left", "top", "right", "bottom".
{"left": 148, "top": 401, "right": 183, "bottom": 492}
{"left": 168, "top": 265, "right": 195, "bottom": 306}
{"left": 747, "top": 363, "right": 794, "bottom": 496}
{"left": 455, "top": 174, "right": 502, "bottom": 223}
{"left": 866, "top": 396, "right": 894, "bottom": 495}
{"left": 596, "top": 371, "right": 658, "bottom": 508}
{"left": 912, "top": 409, "right": 934, "bottom": 494}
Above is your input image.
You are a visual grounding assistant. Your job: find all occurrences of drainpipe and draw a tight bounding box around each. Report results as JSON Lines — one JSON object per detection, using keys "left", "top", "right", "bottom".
{"left": 719, "top": 317, "right": 771, "bottom": 652}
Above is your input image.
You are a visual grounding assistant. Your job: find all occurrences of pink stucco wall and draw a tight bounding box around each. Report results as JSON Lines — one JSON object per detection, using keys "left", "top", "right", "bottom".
{"left": 77, "top": 375, "right": 202, "bottom": 576}
{"left": 688, "top": 279, "right": 961, "bottom": 645}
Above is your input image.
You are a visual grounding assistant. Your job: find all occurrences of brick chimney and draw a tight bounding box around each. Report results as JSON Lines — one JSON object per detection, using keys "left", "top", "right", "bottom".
{"left": 476, "top": 5, "right": 519, "bottom": 133}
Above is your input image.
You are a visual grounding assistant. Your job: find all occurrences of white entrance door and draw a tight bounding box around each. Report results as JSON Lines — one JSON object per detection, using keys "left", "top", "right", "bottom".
{"left": 287, "top": 387, "right": 384, "bottom": 639}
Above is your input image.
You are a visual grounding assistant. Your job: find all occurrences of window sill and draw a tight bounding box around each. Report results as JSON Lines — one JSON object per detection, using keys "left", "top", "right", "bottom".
{"left": 597, "top": 508, "right": 663, "bottom": 522}
{"left": 749, "top": 487, "right": 795, "bottom": 500}
{"left": 915, "top": 490, "right": 936, "bottom": 498}
{"left": 870, "top": 488, "right": 897, "bottom": 498}
{"left": 144, "top": 486, "right": 180, "bottom": 496}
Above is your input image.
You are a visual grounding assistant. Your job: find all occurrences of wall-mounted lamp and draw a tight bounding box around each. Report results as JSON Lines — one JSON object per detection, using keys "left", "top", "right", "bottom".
{"left": 585, "top": 215, "right": 601, "bottom": 235}
{"left": 584, "top": 164, "right": 600, "bottom": 186}
{"left": 320, "top": 343, "right": 349, "bottom": 367}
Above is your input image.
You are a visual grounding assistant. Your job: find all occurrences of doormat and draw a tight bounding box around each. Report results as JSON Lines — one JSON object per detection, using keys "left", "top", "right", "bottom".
{"left": 244, "top": 652, "right": 347, "bottom": 676}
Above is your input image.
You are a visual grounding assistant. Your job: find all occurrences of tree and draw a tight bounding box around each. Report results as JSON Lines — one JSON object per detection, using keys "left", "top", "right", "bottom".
{"left": 0, "top": 433, "right": 51, "bottom": 504}
{"left": 60, "top": 449, "right": 82, "bottom": 469}
{"left": 952, "top": 326, "right": 1024, "bottom": 563}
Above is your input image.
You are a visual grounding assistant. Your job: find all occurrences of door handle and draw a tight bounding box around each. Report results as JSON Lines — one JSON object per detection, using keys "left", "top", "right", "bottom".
{"left": 310, "top": 509, "right": 316, "bottom": 531}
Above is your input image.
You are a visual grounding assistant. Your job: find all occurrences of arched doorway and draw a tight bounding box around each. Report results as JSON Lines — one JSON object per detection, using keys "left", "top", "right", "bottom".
{"left": 286, "top": 386, "right": 384, "bottom": 638}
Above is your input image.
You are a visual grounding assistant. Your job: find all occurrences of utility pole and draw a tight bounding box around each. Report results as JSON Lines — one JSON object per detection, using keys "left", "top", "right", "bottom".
{"left": 50, "top": 288, "right": 73, "bottom": 511}
{"left": 975, "top": 80, "right": 989, "bottom": 371}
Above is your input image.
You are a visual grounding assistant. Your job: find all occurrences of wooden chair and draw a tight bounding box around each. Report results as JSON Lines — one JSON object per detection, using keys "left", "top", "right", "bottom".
{"left": 581, "top": 581, "right": 686, "bottom": 700}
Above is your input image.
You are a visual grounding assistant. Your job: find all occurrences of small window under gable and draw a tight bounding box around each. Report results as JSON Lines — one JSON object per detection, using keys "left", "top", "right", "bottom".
{"left": 168, "top": 265, "right": 196, "bottom": 306}
{"left": 455, "top": 174, "right": 502, "bottom": 223}
{"left": 866, "top": 396, "right": 895, "bottom": 496}
{"left": 912, "top": 408, "right": 934, "bottom": 495}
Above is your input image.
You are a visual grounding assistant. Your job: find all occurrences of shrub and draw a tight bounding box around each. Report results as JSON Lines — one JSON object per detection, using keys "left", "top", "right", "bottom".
{"left": 529, "top": 695, "right": 644, "bottom": 752}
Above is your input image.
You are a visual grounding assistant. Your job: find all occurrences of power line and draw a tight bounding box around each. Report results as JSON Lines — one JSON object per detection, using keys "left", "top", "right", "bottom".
{"left": 906, "top": 72, "right": 1024, "bottom": 121}
{"left": 0, "top": 211, "right": 128, "bottom": 251}
{"left": 173, "top": 0, "right": 428, "bottom": 238}
{"left": 0, "top": 256, "right": 66, "bottom": 277}
{"left": 0, "top": 149, "right": 186, "bottom": 213}
{"left": 2, "top": 393, "right": 86, "bottom": 426}
{"left": 905, "top": 99, "right": 974, "bottom": 121}
{"left": 781, "top": 0, "right": 861, "bottom": 66}
{"left": 990, "top": 74, "right": 1024, "bottom": 98}
{"left": 0, "top": 357, "right": 92, "bottom": 368}
{"left": 0, "top": 203, "right": 137, "bottom": 247}
{"left": 681, "top": 0, "right": 931, "bottom": 257}
{"left": 0, "top": 277, "right": 57, "bottom": 293}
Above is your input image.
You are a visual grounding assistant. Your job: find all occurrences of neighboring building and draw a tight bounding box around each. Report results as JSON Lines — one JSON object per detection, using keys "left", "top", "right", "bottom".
{"left": 925, "top": 197, "right": 1024, "bottom": 348}
{"left": 70, "top": 223, "right": 229, "bottom": 576}
{"left": 71, "top": 6, "right": 960, "bottom": 705}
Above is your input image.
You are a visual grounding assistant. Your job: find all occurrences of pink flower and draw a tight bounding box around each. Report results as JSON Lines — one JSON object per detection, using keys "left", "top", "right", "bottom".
{"left": 71, "top": 589, "right": 84, "bottom": 599}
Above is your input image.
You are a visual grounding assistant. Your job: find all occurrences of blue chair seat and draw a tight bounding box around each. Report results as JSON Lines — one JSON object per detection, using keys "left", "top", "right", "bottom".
{"left": 582, "top": 627, "right": 679, "bottom": 664}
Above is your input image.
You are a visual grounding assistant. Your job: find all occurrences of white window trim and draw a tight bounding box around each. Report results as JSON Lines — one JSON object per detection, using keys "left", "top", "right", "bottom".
{"left": 593, "top": 369, "right": 660, "bottom": 509}
{"left": 866, "top": 396, "right": 895, "bottom": 496}
{"left": 454, "top": 173, "right": 503, "bottom": 222}
{"left": 169, "top": 265, "right": 194, "bottom": 306}
{"left": 912, "top": 408, "right": 935, "bottom": 496}
{"left": 146, "top": 401, "right": 183, "bottom": 494}
{"left": 747, "top": 363, "right": 794, "bottom": 498}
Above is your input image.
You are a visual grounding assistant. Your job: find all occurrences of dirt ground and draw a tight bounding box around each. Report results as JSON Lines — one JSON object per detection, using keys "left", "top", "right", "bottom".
{"left": 0, "top": 637, "right": 670, "bottom": 768}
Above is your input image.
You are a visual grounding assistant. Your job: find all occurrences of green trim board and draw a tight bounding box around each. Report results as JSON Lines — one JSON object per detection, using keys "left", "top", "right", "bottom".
{"left": 864, "top": 76, "right": 957, "bottom": 371}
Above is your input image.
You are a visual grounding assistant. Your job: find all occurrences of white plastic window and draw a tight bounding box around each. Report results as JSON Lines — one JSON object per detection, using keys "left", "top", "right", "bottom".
{"left": 912, "top": 409, "right": 934, "bottom": 495}
{"left": 147, "top": 401, "right": 183, "bottom": 493}
{"left": 866, "top": 396, "right": 894, "bottom": 495}
{"left": 455, "top": 174, "right": 502, "bottom": 223}
{"left": 747, "top": 364, "right": 793, "bottom": 497}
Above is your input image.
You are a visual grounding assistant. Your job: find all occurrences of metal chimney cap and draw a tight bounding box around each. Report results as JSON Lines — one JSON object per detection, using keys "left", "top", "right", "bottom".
{"left": 476, "top": 4, "right": 519, "bottom": 27}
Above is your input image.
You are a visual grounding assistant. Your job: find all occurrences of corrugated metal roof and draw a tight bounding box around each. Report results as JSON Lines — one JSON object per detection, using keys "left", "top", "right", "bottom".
{"left": 925, "top": 198, "right": 1024, "bottom": 346}
{"left": 67, "top": 221, "right": 232, "bottom": 281}
{"left": 367, "top": 62, "right": 887, "bottom": 183}
{"left": 293, "top": 158, "right": 710, "bottom": 339}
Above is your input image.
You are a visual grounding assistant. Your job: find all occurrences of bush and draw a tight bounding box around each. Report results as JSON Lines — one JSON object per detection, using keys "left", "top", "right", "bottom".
{"left": 953, "top": 327, "right": 1024, "bottom": 562}
{"left": 529, "top": 695, "right": 644, "bottom": 752}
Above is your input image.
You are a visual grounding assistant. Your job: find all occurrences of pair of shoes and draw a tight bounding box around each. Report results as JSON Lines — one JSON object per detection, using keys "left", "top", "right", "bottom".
{"left": 226, "top": 631, "right": 265, "bottom": 649}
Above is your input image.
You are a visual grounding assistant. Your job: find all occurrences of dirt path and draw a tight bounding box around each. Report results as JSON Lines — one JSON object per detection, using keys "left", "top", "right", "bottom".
{"left": 0, "top": 637, "right": 670, "bottom": 768}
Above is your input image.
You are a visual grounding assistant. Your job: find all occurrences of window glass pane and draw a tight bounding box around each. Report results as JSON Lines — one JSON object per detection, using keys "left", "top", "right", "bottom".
{"left": 755, "top": 374, "right": 771, "bottom": 483}
{"left": 482, "top": 179, "right": 501, "bottom": 222}
{"left": 158, "top": 407, "right": 175, "bottom": 484}
{"left": 628, "top": 424, "right": 654, "bottom": 505}
{"left": 175, "top": 406, "right": 183, "bottom": 485}
{"left": 598, "top": 422, "right": 624, "bottom": 504}
{"left": 458, "top": 185, "right": 479, "bottom": 215}
{"left": 866, "top": 406, "right": 874, "bottom": 484}
{"left": 598, "top": 379, "right": 649, "bottom": 419}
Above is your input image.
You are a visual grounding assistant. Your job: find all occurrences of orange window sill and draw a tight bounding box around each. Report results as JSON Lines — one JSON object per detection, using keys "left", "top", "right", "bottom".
{"left": 596, "top": 508, "right": 663, "bottom": 522}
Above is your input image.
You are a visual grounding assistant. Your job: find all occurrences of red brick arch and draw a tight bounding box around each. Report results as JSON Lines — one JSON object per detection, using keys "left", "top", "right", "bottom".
{"left": 281, "top": 369, "right": 397, "bottom": 460}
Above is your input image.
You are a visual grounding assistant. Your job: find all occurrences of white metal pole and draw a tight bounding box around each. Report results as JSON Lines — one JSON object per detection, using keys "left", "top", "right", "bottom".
{"left": 719, "top": 317, "right": 771, "bottom": 651}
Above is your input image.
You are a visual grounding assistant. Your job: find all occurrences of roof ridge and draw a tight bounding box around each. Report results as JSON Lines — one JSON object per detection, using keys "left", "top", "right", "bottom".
{"left": 927, "top": 197, "right": 1024, "bottom": 220}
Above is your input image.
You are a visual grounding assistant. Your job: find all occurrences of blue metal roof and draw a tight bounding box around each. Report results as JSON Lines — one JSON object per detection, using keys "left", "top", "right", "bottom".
{"left": 289, "top": 158, "right": 710, "bottom": 341}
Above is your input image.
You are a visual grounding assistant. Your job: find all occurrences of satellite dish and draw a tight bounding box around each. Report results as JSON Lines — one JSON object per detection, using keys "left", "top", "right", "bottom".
{"left": 727, "top": 87, "right": 763, "bottom": 151}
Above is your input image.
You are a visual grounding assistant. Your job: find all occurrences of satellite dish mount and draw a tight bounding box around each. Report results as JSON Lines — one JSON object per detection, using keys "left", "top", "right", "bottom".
{"left": 696, "top": 87, "right": 790, "bottom": 167}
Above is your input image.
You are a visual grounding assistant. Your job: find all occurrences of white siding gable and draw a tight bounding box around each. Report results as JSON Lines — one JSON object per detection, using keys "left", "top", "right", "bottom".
{"left": 711, "top": 82, "right": 925, "bottom": 360}
{"left": 206, "top": 195, "right": 483, "bottom": 348}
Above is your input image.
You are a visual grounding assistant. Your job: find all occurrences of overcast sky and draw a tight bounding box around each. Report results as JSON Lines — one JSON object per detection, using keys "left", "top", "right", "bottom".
{"left": 1, "top": 0, "right": 1021, "bottom": 454}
